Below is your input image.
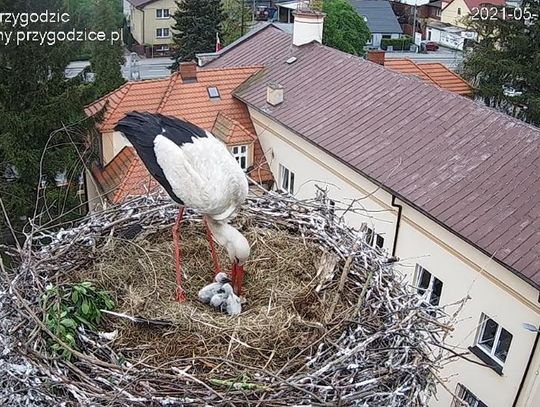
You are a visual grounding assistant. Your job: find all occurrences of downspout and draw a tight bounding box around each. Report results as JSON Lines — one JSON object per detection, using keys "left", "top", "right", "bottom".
{"left": 142, "top": 9, "right": 145, "bottom": 44}
{"left": 391, "top": 195, "right": 402, "bottom": 257}
{"left": 513, "top": 328, "right": 540, "bottom": 406}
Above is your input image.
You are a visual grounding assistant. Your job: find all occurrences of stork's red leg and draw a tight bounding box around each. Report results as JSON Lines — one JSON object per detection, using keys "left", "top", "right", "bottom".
{"left": 204, "top": 218, "right": 221, "bottom": 276}
{"left": 173, "top": 207, "right": 186, "bottom": 302}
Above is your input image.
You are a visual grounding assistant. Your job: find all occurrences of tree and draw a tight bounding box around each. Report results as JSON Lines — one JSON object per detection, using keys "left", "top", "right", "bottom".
{"left": 462, "top": 0, "right": 540, "bottom": 126}
{"left": 222, "top": 0, "right": 252, "bottom": 45}
{"left": 322, "top": 0, "right": 371, "bottom": 56}
{"left": 170, "top": 0, "right": 224, "bottom": 69}
{"left": 0, "top": 0, "right": 91, "bottom": 243}
{"left": 90, "top": 0, "right": 126, "bottom": 98}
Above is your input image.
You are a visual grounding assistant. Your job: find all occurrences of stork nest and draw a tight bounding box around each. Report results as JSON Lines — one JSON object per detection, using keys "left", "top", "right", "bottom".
{"left": 1, "top": 190, "right": 455, "bottom": 406}
{"left": 76, "top": 225, "right": 341, "bottom": 370}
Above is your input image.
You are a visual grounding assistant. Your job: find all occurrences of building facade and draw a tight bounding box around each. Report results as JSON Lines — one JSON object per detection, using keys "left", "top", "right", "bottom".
{"left": 123, "top": 0, "right": 177, "bottom": 56}
{"left": 205, "top": 18, "right": 540, "bottom": 407}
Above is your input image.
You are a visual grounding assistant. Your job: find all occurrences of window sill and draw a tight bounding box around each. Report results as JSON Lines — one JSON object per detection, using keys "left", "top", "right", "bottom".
{"left": 468, "top": 346, "right": 504, "bottom": 376}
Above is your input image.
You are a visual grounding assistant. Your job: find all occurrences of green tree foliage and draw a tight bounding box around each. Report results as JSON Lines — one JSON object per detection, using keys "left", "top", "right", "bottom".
{"left": 90, "top": 0, "right": 126, "bottom": 98}
{"left": 170, "top": 0, "right": 224, "bottom": 69}
{"left": 222, "top": 0, "right": 252, "bottom": 45}
{"left": 0, "top": 0, "right": 91, "bottom": 244}
{"left": 322, "top": 0, "right": 371, "bottom": 56}
{"left": 462, "top": 1, "right": 540, "bottom": 125}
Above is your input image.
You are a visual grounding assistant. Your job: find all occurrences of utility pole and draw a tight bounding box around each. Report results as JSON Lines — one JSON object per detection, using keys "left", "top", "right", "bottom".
{"left": 412, "top": 0, "right": 418, "bottom": 46}
{"left": 241, "top": 0, "right": 245, "bottom": 36}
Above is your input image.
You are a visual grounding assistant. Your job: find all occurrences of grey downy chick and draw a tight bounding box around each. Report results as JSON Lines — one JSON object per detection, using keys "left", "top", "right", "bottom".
{"left": 198, "top": 272, "right": 231, "bottom": 304}
{"left": 210, "top": 283, "right": 242, "bottom": 316}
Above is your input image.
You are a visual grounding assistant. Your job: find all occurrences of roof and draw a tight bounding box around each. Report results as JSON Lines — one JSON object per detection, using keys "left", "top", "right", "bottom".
{"left": 442, "top": 0, "right": 504, "bottom": 11}
{"left": 91, "top": 147, "right": 160, "bottom": 204}
{"left": 86, "top": 66, "right": 274, "bottom": 202}
{"left": 349, "top": 0, "right": 403, "bottom": 34}
{"left": 207, "top": 25, "right": 540, "bottom": 289}
{"left": 125, "top": 0, "right": 159, "bottom": 9}
{"left": 384, "top": 59, "right": 472, "bottom": 95}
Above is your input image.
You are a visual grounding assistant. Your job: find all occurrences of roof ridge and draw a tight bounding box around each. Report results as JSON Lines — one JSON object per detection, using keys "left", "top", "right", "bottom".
{"left": 85, "top": 81, "right": 132, "bottom": 112}
{"left": 200, "top": 65, "right": 265, "bottom": 73}
{"left": 407, "top": 59, "right": 439, "bottom": 87}
{"left": 157, "top": 72, "right": 181, "bottom": 113}
{"left": 101, "top": 82, "right": 135, "bottom": 128}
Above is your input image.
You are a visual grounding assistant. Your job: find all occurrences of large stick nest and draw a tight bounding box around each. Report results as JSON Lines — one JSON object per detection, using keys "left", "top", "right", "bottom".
{"left": 1, "top": 190, "right": 450, "bottom": 406}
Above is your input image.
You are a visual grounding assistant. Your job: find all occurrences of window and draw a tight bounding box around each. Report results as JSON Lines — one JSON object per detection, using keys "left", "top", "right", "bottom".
{"left": 279, "top": 164, "right": 295, "bottom": 194}
{"left": 436, "top": 8, "right": 441, "bottom": 17}
{"left": 328, "top": 199, "right": 336, "bottom": 216}
{"left": 231, "top": 145, "right": 248, "bottom": 170}
{"left": 452, "top": 384, "right": 487, "bottom": 407}
{"left": 366, "top": 227, "right": 384, "bottom": 249}
{"left": 415, "top": 265, "right": 443, "bottom": 306}
{"left": 207, "top": 86, "right": 220, "bottom": 99}
{"left": 475, "top": 314, "right": 513, "bottom": 366}
{"left": 457, "top": 7, "right": 462, "bottom": 15}
{"left": 382, "top": 34, "right": 392, "bottom": 39}
{"left": 156, "top": 28, "right": 170, "bottom": 38}
{"left": 156, "top": 9, "right": 170, "bottom": 18}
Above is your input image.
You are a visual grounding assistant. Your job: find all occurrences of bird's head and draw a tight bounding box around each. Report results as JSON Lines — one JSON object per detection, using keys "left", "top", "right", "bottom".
{"left": 214, "top": 272, "right": 231, "bottom": 284}
{"left": 205, "top": 218, "right": 250, "bottom": 264}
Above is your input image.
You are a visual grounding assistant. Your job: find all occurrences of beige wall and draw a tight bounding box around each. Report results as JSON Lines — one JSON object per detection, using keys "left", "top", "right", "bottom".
{"left": 248, "top": 107, "right": 540, "bottom": 407}
{"left": 441, "top": 0, "right": 469, "bottom": 27}
{"left": 101, "top": 131, "right": 132, "bottom": 166}
{"left": 128, "top": 0, "right": 177, "bottom": 45}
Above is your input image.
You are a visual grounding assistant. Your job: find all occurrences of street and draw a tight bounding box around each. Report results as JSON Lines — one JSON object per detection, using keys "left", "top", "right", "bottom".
{"left": 65, "top": 54, "right": 172, "bottom": 81}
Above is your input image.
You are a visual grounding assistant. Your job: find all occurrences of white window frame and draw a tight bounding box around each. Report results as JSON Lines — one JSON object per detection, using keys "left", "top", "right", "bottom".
{"left": 156, "top": 9, "right": 170, "bottom": 19}
{"left": 475, "top": 313, "right": 513, "bottom": 366}
{"left": 415, "top": 264, "right": 443, "bottom": 306}
{"left": 156, "top": 28, "right": 170, "bottom": 38}
{"left": 231, "top": 145, "right": 249, "bottom": 170}
{"left": 279, "top": 164, "right": 295, "bottom": 194}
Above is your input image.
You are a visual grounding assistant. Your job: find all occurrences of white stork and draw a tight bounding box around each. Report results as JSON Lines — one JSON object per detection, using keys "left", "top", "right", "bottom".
{"left": 115, "top": 112, "right": 250, "bottom": 302}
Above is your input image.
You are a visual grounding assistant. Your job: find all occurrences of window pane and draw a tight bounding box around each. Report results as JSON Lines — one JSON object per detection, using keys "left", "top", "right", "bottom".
{"left": 290, "top": 171, "right": 295, "bottom": 193}
{"left": 418, "top": 268, "right": 431, "bottom": 291}
{"left": 430, "top": 277, "right": 443, "bottom": 306}
{"left": 376, "top": 234, "right": 384, "bottom": 249}
{"left": 164, "top": 9, "right": 169, "bottom": 17}
{"left": 282, "top": 168, "right": 289, "bottom": 190}
{"left": 366, "top": 228, "right": 374, "bottom": 246}
{"left": 156, "top": 9, "right": 162, "bottom": 17}
{"left": 241, "top": 145, "right": 246, "bottom": 153}
{"left": 479, "top": 318, "right": 498, "bottom": 351}
{"left": 232, "top": 146, "right": 238, "bottom": 154}
{"left": 240, "top": 156, "right": 246, "bottom": 169}
{"left": 494, "top": 328, "right": 513, "bottom": 362}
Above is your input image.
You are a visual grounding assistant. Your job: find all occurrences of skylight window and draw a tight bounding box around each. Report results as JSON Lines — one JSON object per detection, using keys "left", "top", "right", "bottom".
{"left": 207, "top": 86, "right": 220, "bottom": 99}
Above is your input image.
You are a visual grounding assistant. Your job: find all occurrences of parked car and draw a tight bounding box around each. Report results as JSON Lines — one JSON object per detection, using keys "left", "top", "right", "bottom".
{"left": 421, "top": 41, "right": 439, "bottom": 52}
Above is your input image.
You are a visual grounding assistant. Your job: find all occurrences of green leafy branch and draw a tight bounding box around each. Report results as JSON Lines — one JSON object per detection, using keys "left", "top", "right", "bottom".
{"left": 41, "top": 282, "right": 114, "bottom": 359}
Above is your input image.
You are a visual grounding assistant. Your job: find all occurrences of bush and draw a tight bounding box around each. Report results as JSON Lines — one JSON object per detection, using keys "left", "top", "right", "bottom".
{"left": 381, "top": 36, "right": 412, "bottom": 51}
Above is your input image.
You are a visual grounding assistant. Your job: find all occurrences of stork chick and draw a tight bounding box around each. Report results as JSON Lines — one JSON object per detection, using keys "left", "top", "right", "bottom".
{"left": 198, "top": 272, "right": 231, "bottom": 304}
{"left": 210, "top": 283, "right": 242, "bottom": 316}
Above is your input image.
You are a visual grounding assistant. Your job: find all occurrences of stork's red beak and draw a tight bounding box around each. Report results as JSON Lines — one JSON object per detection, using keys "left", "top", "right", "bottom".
{"left": 231, "top": 262, "right": 244, "bottom": 296}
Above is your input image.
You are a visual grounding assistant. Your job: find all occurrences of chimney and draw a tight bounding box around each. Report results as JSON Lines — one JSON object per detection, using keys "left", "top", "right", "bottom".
{"left": 266, "top": 83, "right": 284, "bottom": 106}
{"left": 367, "top": 50, "right": 385, "bottom": 66}
{"left": 179, "top": 61, "right": 197, "bottom": 82}
{"left": 292, "top": 9, "right": 326, "bottom": 47}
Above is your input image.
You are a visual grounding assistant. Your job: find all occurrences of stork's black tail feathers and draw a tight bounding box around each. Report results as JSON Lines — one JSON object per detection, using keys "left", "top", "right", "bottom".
{"left": 115, "top": 111, "right": 208, "bottom": 148}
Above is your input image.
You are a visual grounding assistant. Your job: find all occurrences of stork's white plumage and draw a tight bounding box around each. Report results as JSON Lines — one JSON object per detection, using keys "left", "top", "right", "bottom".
{"left": 115, "top": 112, "right": 250, "bottom": 302}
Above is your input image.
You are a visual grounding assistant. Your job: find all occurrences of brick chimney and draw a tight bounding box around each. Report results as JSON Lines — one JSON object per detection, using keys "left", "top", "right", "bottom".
{"left": 266, "top": 83, "right": 284, "bottom": 106}
{"left": 367, "top": 50, "right": 385, "bottom": 66}
{"left": 292, "top": 9, "right": 326, "bottom": 46}
{"left": 179, "top": 61, "right": 197, "bottom": 82}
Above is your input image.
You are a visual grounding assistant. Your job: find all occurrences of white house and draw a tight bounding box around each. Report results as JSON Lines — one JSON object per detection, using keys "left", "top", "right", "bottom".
{"left": 204, "top": 15, "right": 540, "bottom": 407}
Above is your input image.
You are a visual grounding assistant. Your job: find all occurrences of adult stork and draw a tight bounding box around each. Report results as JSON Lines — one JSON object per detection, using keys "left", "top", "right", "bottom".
{"left": 115, "top": 112, "right": 250, "bottom": 302}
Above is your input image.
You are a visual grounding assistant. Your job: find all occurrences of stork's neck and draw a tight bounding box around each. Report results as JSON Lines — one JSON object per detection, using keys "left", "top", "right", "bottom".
{"left": 205, "top": 216, "right": 250, "bottom": 264}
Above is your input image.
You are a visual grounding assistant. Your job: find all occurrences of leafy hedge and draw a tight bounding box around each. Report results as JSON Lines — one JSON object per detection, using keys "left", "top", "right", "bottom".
{"left": 381, "top": 36, "right": 413, "bottom": 51}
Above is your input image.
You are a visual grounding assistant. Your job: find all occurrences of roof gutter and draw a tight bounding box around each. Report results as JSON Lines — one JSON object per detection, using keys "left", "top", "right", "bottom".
{"left": 236, "top": 96, "right": 540, "bottom": 291}
{"left": 513, "top": 327, "right": 540, "bottom": 406}
{"left": 391, "top": 196, "right": 402, "bottom": 257}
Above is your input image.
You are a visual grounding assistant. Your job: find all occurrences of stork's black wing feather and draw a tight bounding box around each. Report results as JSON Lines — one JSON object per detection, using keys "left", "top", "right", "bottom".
{"left": 114, "top": 111, "right": 203, "bottom": 204}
